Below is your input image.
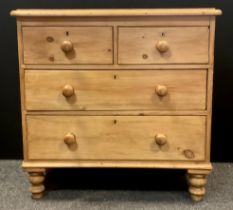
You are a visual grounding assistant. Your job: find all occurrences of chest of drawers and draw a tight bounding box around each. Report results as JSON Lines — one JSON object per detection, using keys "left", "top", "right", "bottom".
{"left": 11, "top": 8, "right": 221, "bottom": 201}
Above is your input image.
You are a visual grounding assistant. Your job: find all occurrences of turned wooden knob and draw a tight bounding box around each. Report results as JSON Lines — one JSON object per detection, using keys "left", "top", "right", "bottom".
{"left": 62, "top": 84, "right": 74, "bottom": 98}
{"left": 61, "top": 40, "right": 73, "bottom": 53}
{"left": 155, "top": 133, "right": 167, "bottom": 146}
{"left": 155, "top": 85, "right": 168, "bottom": 97}
{"left": 64, "top": 133, "right": 76, "bottom": 146}
{"left": 156, "top": 40, "right": 169, "bottom": 53}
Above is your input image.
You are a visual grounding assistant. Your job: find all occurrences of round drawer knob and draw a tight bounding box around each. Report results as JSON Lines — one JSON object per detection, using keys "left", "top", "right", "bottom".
{"left": 61, "top": 40, "right": 73, "bottom": 53}
{"left": 156, "top": 40, "right": 169, "bottom": 53}
{"left": 62, "top": 85, "right": 75, "bottom": 98}
{"left": 64, "top": 133, "right": 76, "bottom": 146}
{"left": 155, "top": 133, "right": 167, "bottom": 146}
{"left": 155, "top": 85, "right": 168, "bottom": 97}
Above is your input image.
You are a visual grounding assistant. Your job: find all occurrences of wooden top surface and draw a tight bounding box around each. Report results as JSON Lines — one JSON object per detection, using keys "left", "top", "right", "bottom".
{"left": 10, "top": 8, "right": 222, "bottom": 17}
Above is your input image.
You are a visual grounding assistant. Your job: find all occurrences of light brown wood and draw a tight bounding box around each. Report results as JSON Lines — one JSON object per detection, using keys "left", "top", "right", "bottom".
{"left": 63, "top": 132, "right": 76, "bottom": 145}
{"left": 154, "top": 133, "right": 167, "bottom": 146}
{"left": 10, "top": 8, "right": 222, "bottom": 17}
{"left": 186, "top": 169, "right": 211, "bottom": 202}
{"left": 16, "top": 20, "right": 29, "bottom": 159}
{"left": 63, "top": 132, "right": 77, "bottom": 151}
{"left": 22, "top": 160, "right": 212, "bottom": 170}
{"left": 62, "top": 84, "right": 75, "bottom": 98}
{"left": 156, "top": 40, "right": 169, "bottom": 53}
{"left": 206, "top": 17, "right": 216, "bottom": 161}
{"left": 23, "top": 64, "right": 211, "bottom": 70}
{"left": 26, "top": 110, "right": 208, "bottom": 116}
{"left": 25, "top": 70, "right": 207, "bottom": 111}
{"left": 61, "top": 40, "right": 73, "bottom": 53}
{"left": 118, "top": 27, "right": 209, "bottom": 64}
{"left": 26, "top": 115, "right": 206, "bottom": 161}
{"left": 11, "top": 8, "right": 221, "bottom": 200}
{"left": 20, "top": 16, "right": 211, "bottom": 27}
{"left": 155, "top": 85, "right": 168, "bottom": 97}
{"left": 26, "top": 168, "right": 46, "bottom": 199}
{"left": 22, "top": 26, "right": 113, "bottom": 64}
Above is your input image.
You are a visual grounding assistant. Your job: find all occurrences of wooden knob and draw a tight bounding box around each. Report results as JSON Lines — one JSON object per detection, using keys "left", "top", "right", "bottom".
{"left": 61, "top": 40, "right": 73, "bottom": 53}
{"left": 155, "top": 85, "right": 168, "bottom": 97}
{"left": 155, "top": 133, "right": 167, "bottom": 146}
{"left": 156, "top": 40, "right": 169, "bottom": 53}
{"left": 62, "top": 84, "right": 74, "bottom": 98}
{"left": 64, "top": 133, "right": 76, "bottom": 146}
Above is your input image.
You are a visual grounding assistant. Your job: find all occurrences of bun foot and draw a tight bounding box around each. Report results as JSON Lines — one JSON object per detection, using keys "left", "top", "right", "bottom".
{"left": 186, "top": 169, "right": 211, "bottom": 202}
{"left": 26, "top": 168, "right": 47, "bottom": 199}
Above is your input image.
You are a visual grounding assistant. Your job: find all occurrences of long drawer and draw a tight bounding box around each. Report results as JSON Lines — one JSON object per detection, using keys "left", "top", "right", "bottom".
{"left": 27, "top": 116, "right": 206, "bottom": 161}
{"left": 118, "top": 27, "right": 209, "bottom": 64}
{"left": 25, "top": 70, "right": 207, "bottom": 111}
{"left": 22, "top": 26, "right": 113, "bottom": 64}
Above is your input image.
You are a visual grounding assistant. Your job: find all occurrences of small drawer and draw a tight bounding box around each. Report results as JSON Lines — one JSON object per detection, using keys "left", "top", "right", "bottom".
{"left": 27, "top": 116, "right": 206, "bottom": 161}
{"left": 25, "top": 70, "right": 207, "bottom": 111}
{"left": 22, "top": 26, "right": 113, "bottom": 64}
{"left": 118, "top": 27, "right": 209, "bottom": 64}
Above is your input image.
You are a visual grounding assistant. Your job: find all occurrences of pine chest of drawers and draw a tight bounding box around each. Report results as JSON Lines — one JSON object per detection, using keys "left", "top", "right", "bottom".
{"left": 11, "top": 8, "right": 222, "bottom": 201}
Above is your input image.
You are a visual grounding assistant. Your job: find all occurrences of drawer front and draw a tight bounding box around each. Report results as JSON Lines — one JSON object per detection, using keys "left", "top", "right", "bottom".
{"left": 118, "top": 27, "right": 209, "bottom": 64}
{"left": 25, "top": 70, "right": 206, "bottom": 111}
{"left": 22, "top": 27, "right": 113, "bottom": 64}
{"left": 27, "top": 116, "right": 206, "bottom": 161}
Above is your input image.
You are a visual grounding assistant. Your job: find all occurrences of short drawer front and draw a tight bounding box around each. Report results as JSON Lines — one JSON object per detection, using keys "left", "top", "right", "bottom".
{"left": 118, "top": 27, "right": 209, "bottom": 64}
{"left": 25, "top": 70, "right": 207, "bottom": 111}
{"left": 22, "top": 27, "right": 113, "bottom": 64}
{"left": 27, "top": 116, "right": 206, "bottom": 161}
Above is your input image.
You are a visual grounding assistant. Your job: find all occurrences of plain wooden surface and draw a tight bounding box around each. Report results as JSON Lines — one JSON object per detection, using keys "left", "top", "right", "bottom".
{"left": 27, "top": 115, "right": 206, "bottom": 161}
{"left": 23, "top": 26, "right": 113, "bottom": 64}
{"left": 206, "top": 17, "right": 216, "bottom": 161}
{"left": 22, "top": 160, "right": 212, "bottom": 170}
{"left": 20, "top": 16, "right": 211, "bottom": 27}
{"left": 25, "top": 70, "right": 207, "bottom": 111}
{"left": 118, "top": 27, "right": 209, "bottom": 64}
{"left": 10, "top": 8, "right": 222, "bottom": 17}
{"left": 23, "top": 64, "right": 211, "bottom": 70}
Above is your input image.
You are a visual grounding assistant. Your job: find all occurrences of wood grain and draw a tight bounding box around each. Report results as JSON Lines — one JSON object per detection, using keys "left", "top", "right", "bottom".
{"left": 23, "top": 64, "right": 211, "bottom": 70}
{"left": 25, "top": 70, "right": 207, "bottom": 111}
{"left": 22, "top": 26, "right": 113, "bottom": 64}
{"left": 22, "top": 160, "right": 212, "bottom": 170}
{"left": 20, "top": 17, "right": 211, "bottom": 28}
{"left": 10, "top": 8, "right": 222, "bottom": 17}
{"left": 118, "top": 27, "right": 209, "bottom": 64}
{"left": 205, "top": 17, "right": 216, "bottom": 161}
{"left": 26, "top": 115, "right": 206, "bottom": 161}
{"left": 11, "top": 8, "right": 222, "bottom": 200}
{"left": 186, "top": 169, "right": 211, "bottom": 201}
{"left": 25, "top": 110, "right": 208, "bottom": 116}
{"left": 28, "top": 170, "right": 46, "bottom": 199}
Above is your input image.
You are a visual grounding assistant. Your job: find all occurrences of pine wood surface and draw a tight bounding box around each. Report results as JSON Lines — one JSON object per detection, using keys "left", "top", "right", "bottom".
{"left": 23, "top": 26, "right": 113, "bottom": 64}
{"left": 118, "top": 27, "right": 209, "bottom": 64}
{"left": 10, "top": 8, "right": 222, "bottom": 17}
{"left": 25, "top": 70, "right": 207, "bottom": 111}
{"left": 11, "top": 8, "right": 222, "bottom": 200}
{"left": 26, "top": 115, "right": 206, "bottom": 161}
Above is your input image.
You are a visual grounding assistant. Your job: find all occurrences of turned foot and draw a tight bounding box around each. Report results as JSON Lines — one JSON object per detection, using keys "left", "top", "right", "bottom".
{"left": 186, "top": 169, "right": 211, "bottom": 202}
{"left": 26, "top": 169, "right": 46, "bottom": 199}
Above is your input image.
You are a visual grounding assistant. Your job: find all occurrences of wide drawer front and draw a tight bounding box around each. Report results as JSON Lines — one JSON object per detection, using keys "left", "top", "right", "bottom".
{"left": 25, "top": 70, "right": 206, "bottom": 111}
{"left": 27, "top": 116, "right": 206, "bottom": 161}
{"left": 118, "top": 27, "right": 209, "bottom": 64}
{"left": 22, "top": 27, "right": 113, "bottom": 64}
